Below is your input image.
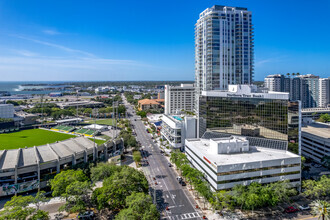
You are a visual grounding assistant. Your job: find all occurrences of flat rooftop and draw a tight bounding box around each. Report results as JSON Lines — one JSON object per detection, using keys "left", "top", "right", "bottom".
{"left": 302, "top": 123, "right": 330, "bottom": 139}
{"left": 0, "top": 137, "right": 95, "bottom": 170}
{"left": 186, "top": 138, "right": 299, "bottom": 166}
{"left": 202, "top": 85, "right": 289, "bottom": 100}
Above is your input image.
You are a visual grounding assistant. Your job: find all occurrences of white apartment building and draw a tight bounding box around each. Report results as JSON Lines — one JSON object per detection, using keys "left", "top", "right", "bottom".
{"left": 319, "top": 78, "right": 330, "bottom": 108}
{"left": 195, "top": 5, "right": 254, "bottom": 97}
{"left": 301, "top": 123, "right": 330, "bottom": 163}
{"left": 185, "top": 136, "right": 301, "bottom": 190}
{"left": 164, "top": 84, "right": 195, "bottom": 115}
{"left": 264, "top": 74, "right": 282, "bottom": 92}
{"left": 95, "top": 87, "right": 110, "bottom": 94}
{"left": 0, "top": 104, "right": 14, "bottom": 119}
{"left": 161, "top": 114, "right": 197, "bottom": 149}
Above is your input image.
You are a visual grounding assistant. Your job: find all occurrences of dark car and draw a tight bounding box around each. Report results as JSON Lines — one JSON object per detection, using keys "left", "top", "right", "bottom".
{"left": 180, "top": 181, "right": 186, "bottom": 186}
{"left": 168, "top": 163, "right": 172, "bottom": 167}
{"left": 77, "top": 211, "right": 94, "bottom": 219}
{"left": 285, "top": 206, "right": 299, "bottom": 213}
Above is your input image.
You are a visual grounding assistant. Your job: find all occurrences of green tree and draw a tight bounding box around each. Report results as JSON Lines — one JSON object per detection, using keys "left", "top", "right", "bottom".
{"left": 92, "top": 166, "right": 148, "bottom": 211}
{"left": 84, "top": 108, "right": 93, "bottom": 115}
{"left": 50, "top": 169, "right": 89, "bottom": 198}
{"left": 118, "top": 105, "right": 126, "bottom": 115}
{"left": 30, "top": 210, "right": 50, "bottom": 220}
{"left": 90, "top": 162, "right": 122, "bottom": 182}
{"left": 303, "top": 176, "right": 330, "bottom": 199}
{"left": 133, "top": 151, "right": 142, "bottom": 163}
{"left": 0, "top": 194, "right": 49, "bottom": 220}
{"left": 136, "top": 111, "right": 147, "bottom": 118}
{"left": 33, "top": 191, "right": 48, "bottom": 211}
{"left": 311, "top": 200, "right": 330, "bottom": 220}
{"left": 319, "top": 114, "right": 330, "bottom": 123}
{"left": 127, "top": 136, "right": 138, "bottom": 150}
{"left": 64, "top": 181, "right": 92, "bottom": 213}
{"left": 210, "top": 190, "right": 232, "bottom": 214}
{"left": 115, "top": 192, "right": 159, "bottom": 220}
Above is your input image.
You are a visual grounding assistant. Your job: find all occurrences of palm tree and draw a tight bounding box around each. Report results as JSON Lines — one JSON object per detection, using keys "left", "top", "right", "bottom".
{"left": 296, "top": 72, "right": 300, "bottom": 76}
{"left": 286, "top": 73, "right": 291, "bottom": 77}
{"left": 311, "top": 200, "right": 330, "bottom": 220}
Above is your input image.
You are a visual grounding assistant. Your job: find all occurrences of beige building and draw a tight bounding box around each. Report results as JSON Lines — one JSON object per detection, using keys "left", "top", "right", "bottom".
{"left": 138, "top": 99, "right": 164, "bottom": 111}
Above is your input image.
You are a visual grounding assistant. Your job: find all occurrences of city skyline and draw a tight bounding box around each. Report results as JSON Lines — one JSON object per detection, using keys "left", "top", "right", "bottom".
{"left": 0, "top": 0, "right": 329, "bottom": 81}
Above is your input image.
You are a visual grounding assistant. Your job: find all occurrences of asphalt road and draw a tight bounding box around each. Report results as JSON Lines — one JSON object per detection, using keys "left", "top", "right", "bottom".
{"left": 122, "top": 95, "right": 202, "bottom": 220}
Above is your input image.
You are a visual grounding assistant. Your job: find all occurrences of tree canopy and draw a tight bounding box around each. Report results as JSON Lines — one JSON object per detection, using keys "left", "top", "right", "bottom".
{"left": 92, "top": 165, "right": 148, "bottom": 211}
{"left": 0, "top": 193, "right": 49, "bottom": 220}
{"left": 115, "top": 192, "right": 159, "bottom": 220}
{"left": 302, "top": 175, "right": 330, "bottom": 199}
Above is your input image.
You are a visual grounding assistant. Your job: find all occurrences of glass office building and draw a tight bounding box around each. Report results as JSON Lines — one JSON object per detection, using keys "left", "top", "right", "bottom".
{"left": 199, "top": 85, "right": 301, "bottom": 152}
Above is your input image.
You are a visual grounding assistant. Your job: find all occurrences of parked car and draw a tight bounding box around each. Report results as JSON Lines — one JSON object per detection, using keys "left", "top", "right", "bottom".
{"left": 180, "top": 181, "right": 186, "bottom": 186}
{"left": 54, "top": 213, "right": 64, "bottom": 220}
{"left": 176, "top": 176, "right": 182, "bottom": 182}
{"left": 299, "top": 204, "right": 310, "bottom": 210}
{"left": 168, "top": 163, "right": 172, "bottom": 167}
{"left": 285, "top": 206, "right": 299, "bottom": 213}
{"left": 77, "top": 211, "right": 94, "bottom": 219}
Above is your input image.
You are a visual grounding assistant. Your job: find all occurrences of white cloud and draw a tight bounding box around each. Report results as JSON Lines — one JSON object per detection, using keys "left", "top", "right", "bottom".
{"left": 11, "top": 49, "right": 39, "bottom": 57}
{"left": 42, "top": 29, "right": 61, "bottom": 35}
{"left": 12, "top": 35, "right": 96, "bottom": 57}
{"left": 255, "top": 56, "right": 287, "bottom": 67}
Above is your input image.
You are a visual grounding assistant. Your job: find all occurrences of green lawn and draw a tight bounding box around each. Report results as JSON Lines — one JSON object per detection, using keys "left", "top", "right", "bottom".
{"left": 0, "top": 129, "right": 75, "bottom": 150}
{"left": 88, "top": 138, "right": 106, "bottom": 145}
{"left": 91, "top": 119, "right": 116, "bottom": 126}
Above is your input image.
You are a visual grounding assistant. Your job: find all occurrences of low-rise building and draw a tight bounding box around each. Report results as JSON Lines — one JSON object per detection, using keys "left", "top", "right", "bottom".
{"left": 138, "top": 99, "right": 164, "bottom": 111}
{"left": 133, "top": 95, "right": 142, "bottom": 100}
{"left": 0, "top": 104, "right": 14, "bottom": 119}
{"left": 161, "top": 114, "right": 197, "bottom": 149}
{"left": 83, "top": 124, "right": 108, "bottom": 132}
{"left": 95, "top": 87, "right": 110, "bottom": 94}
{"left": 185, "top": 136, "right": 301, "bottom": 191}
{"left": 301, "top": 123, "right": 330, "bottom": 163}
{"left": 15, "top": 111, "right": 38, "bottom": 126}
{"left": 57, "top": 101, "right": 104, "bottom": 109}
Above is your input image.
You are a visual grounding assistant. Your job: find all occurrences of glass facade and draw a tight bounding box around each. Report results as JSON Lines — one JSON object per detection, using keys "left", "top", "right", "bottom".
{"left": 199, "top": 96, "right": 300, "bottom": 152}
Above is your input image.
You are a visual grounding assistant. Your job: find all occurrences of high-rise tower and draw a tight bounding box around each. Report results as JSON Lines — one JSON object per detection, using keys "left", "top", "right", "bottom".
{"left": 195, "top": 5, "right": 254, "bottom": 110}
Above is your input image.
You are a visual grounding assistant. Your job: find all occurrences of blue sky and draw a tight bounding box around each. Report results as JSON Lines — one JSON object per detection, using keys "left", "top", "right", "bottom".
{"left": 0, "top": 0, "right": 329, "bottom": 81}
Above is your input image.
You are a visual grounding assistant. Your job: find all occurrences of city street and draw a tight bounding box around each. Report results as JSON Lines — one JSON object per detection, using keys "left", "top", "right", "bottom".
{"left": 122, "top": 95, "right": 202, "bottom": 220}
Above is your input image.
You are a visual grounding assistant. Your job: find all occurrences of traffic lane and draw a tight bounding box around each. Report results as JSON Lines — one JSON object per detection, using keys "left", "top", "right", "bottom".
{"left": 127, "top": 103, "right": 201, "bottom": 219}
{"left": 148, "top": 152, "right": 199, "bottom": 219}
{"left": 142, "top": 139, "right": 198, "bottom": 216}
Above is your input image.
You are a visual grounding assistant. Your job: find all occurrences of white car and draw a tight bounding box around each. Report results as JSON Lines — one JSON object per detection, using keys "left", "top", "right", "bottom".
{"left": 299, "top": 204, "right": 310, "bottom": 210}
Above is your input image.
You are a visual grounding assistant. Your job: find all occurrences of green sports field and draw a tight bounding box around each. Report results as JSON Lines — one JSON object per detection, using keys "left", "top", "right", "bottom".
{"left": 0, "top": 129, "right": 75, "bottom": 150}
{"left": 86, "top": 119, "right": 115, "bottom": 126}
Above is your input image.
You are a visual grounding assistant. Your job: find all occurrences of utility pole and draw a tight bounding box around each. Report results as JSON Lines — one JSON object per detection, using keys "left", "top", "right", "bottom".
{"left": 40, "top": 94, "right": 44, "bottom": 126}
{"left": 92, "top": 108, "right": 98, "bottom": 150}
